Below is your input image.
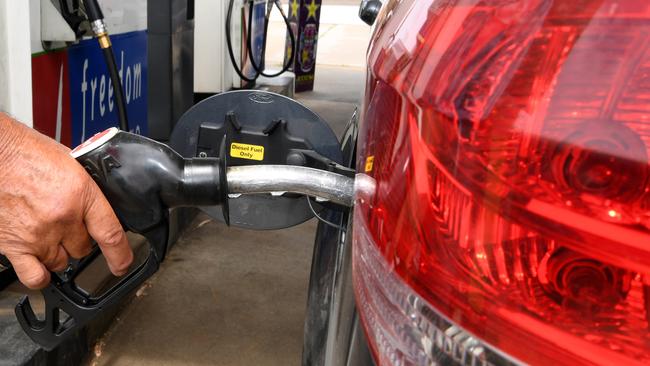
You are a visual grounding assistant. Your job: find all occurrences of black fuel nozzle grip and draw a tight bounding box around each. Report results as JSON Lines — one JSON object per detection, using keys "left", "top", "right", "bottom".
{"left": 14, "top": 129, "right": 228, "bottom": 350}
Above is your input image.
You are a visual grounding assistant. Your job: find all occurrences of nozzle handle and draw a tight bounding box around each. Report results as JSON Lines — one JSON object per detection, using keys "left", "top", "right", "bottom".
{"left": 15, "top": 226, "right": 167, "bottom": 351}
{"left": 13, "top": 129, "right": 226, "bottom": 350}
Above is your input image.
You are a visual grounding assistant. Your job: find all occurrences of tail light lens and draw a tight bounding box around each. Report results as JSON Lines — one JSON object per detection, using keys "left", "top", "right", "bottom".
{"left": 353, "top": 0, "right": 650, "bottom": 365}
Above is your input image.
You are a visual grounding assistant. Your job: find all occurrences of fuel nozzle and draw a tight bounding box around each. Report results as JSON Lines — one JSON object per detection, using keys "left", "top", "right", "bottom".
{"left": 72, "top": 128, "right": 230, "bottom": 230}
{"left": 6, "top": 129, "right": 228, "bottom": 351}
{"left": 11, "top": 126, "right": 357, "bottom": 350}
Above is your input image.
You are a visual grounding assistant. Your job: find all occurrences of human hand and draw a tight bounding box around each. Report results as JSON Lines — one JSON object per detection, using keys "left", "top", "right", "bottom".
{"left": 0, "top": 114, "right": 133, "bottom": 289}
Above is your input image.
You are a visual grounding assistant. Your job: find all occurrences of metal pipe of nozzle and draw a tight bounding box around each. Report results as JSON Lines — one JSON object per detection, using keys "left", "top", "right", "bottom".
{"left": 226, "top": 165, "right": 356, "bottom": 207}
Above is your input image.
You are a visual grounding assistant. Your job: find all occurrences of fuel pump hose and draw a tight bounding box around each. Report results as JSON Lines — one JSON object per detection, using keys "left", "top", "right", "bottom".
{"left": 246, "top": 0, "right": 296, "bottom": 78}
{"left": 227, "top": 0, "right": 297, "bottom": 84}
{"left": 226, "top": 0, "right": 260, "bottom": 83}
{"left": 83, "top": 0, "right": 130, "bottom": 132}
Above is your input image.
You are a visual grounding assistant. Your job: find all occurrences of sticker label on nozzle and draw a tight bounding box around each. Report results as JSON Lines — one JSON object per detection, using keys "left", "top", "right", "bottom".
{"left": 70, "top": 127, "right": 120, "bottom": 158}
{"left": 230, "top": 142, "right": 265, "bottom": 161}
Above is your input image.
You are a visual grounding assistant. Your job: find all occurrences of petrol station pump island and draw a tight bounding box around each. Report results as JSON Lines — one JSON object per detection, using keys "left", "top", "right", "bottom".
{"left": 0, "top": 0, "right": 361, "bottom": 363}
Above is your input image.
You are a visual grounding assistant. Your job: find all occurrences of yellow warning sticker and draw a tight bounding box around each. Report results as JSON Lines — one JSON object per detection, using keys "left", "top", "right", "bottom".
{"left": 365, "top": 156, "right": 375, "bottom": 173}
{"left": 230, "top": 142, "right": 265, "bottom": 161}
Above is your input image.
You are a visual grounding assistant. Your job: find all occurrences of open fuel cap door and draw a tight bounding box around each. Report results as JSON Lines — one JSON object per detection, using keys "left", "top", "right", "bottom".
{"left": 170, "top": 90, "right": 345, "bottom": 230}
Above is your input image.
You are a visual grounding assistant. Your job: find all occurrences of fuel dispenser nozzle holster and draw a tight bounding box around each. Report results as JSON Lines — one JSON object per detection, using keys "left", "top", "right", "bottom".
{"left": 15, "top": 129, "right": 229, "bottom": 350}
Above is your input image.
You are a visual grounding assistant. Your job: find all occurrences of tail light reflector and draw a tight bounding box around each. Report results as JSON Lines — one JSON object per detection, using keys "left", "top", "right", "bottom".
{"left": 354, "top": 0, "right": 650, "bottom": 364}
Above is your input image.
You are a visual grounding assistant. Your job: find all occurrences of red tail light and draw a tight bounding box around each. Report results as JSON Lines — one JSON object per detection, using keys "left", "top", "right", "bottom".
{"left": 353, "top": 0, "right": 650, "bottom": 365}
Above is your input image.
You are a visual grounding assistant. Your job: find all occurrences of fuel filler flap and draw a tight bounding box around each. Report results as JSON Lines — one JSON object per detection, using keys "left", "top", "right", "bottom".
{"left": 170, "top": 90, "right": 345, "bottom": 230}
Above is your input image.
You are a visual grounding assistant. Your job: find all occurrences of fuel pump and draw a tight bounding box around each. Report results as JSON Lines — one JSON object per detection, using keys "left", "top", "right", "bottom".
{"left": 226, "top": 0, "right": 296, "bottom": 85}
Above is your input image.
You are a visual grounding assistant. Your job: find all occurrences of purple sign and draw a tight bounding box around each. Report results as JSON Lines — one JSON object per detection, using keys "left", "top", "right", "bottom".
{"left": 286, "top": 0, "right": 322, "bottom": 92}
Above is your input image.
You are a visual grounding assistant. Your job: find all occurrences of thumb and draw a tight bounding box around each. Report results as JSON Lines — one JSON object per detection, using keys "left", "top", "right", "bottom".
{"left": 7, "top": 254, "right": 50, "bottom": 289}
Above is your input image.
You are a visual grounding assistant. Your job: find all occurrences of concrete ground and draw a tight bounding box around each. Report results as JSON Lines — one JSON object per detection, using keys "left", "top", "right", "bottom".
{"left": 87, "top": 217, "right": 317, "bottom": 366}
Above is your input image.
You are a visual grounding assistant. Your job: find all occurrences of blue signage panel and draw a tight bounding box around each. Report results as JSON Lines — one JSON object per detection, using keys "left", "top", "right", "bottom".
{"left": 68, "top": 31, "right": 148, "bottom": 145}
